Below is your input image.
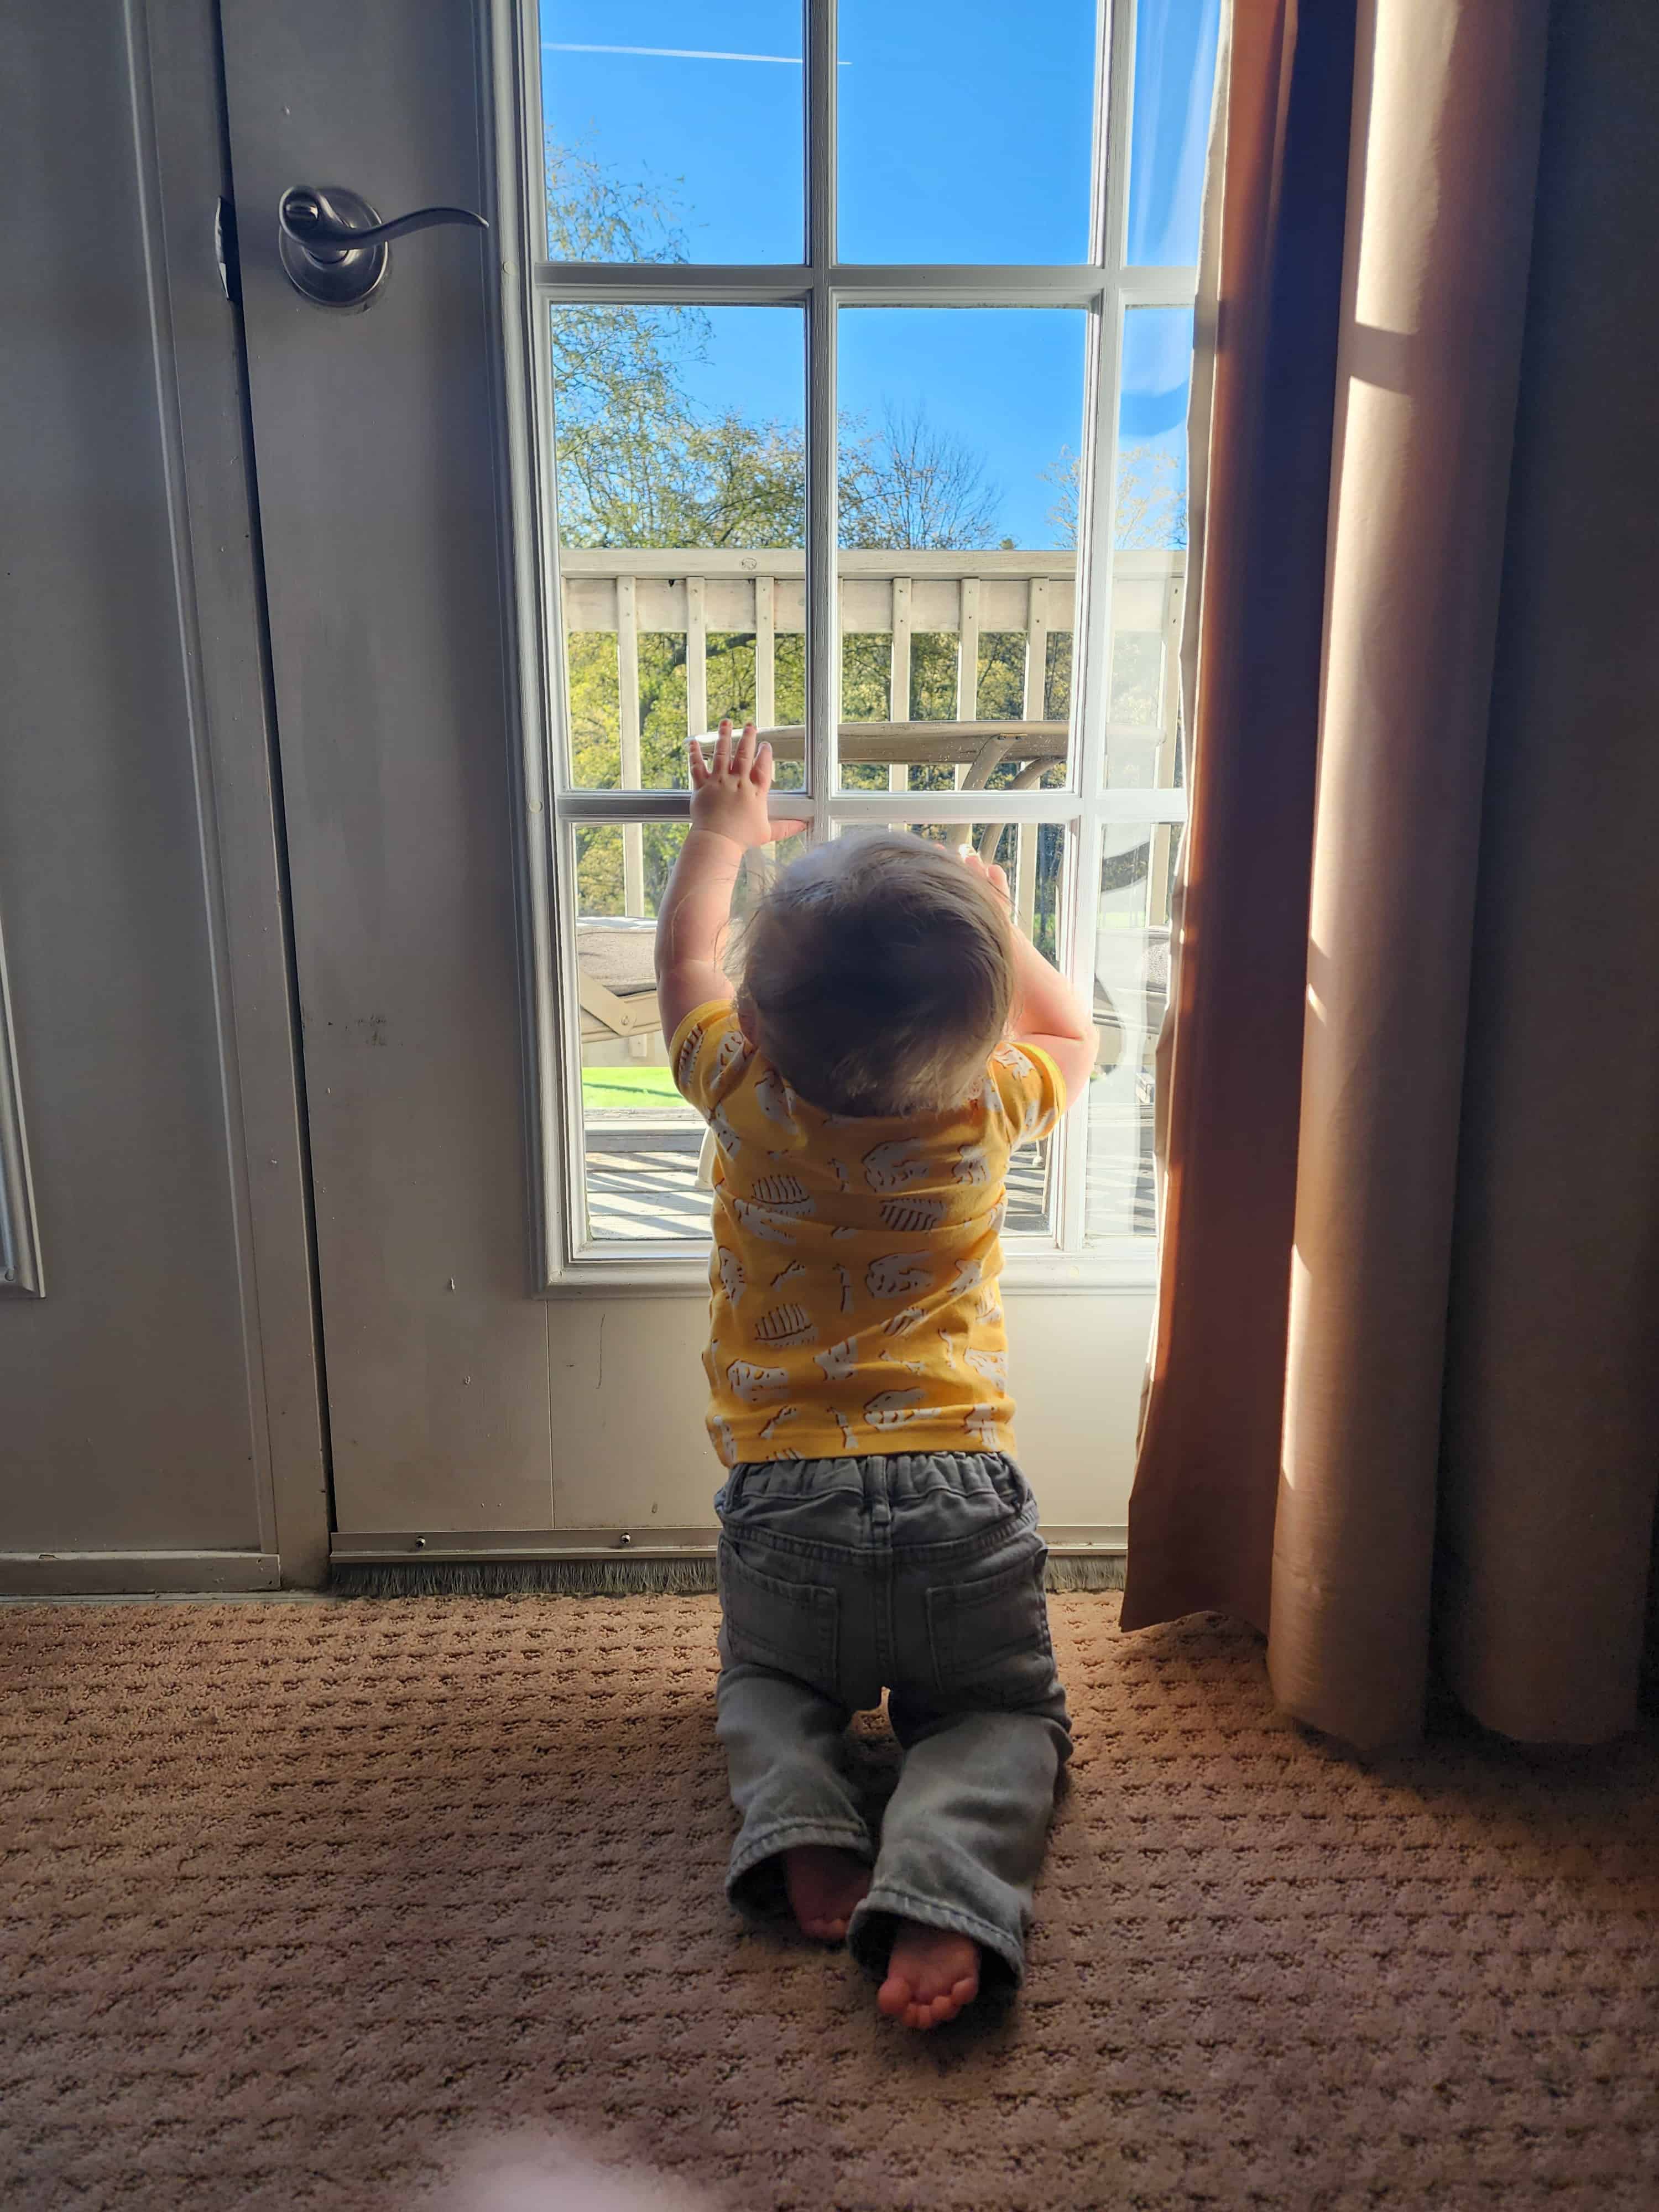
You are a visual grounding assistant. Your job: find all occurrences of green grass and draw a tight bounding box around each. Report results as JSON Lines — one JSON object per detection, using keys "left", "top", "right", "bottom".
{"left": 581, "top": 1064, "right": 686, "bottom": 1115}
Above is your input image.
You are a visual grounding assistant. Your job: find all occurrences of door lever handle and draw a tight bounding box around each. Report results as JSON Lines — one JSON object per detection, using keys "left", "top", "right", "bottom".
{"left": 277, "top": 185, "right": 489, "bottom": 308}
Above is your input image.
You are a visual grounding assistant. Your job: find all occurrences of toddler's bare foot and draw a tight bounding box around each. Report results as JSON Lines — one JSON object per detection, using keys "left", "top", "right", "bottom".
{"left": 877, "top": 1920, "right": 981, "bottom": 2029}
{"left": 784, "top": 1845, "right": 871, "bottom": 1941}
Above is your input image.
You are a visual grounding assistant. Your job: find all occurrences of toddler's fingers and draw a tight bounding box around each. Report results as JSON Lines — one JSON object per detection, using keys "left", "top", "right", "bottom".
{"left": 734, "top": 721, "right": 757, "bottom": 778}
{"left": 964, "top": 848, "right": 1011, "bottom": 904}
{"left": 712, "top": 719, "right": 733, "bottom": 775}
{"left": 751, "top": 737, "right": 773, "bottom": 788}
{"left": 687, "top": 736, "right": 707, "bottom": 785}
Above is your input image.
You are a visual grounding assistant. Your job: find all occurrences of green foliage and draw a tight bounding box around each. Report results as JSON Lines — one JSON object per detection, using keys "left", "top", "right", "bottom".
{"left": 573, "top": 822, "right": 690, "bottom": 919}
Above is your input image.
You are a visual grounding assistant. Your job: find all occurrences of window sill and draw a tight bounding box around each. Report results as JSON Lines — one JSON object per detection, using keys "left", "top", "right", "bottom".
{"left": 539, "top": 1241, "right": 1159, "bottom": 1298}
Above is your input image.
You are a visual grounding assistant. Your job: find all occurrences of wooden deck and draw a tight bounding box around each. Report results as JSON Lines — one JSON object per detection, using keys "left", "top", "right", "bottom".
{"left": 583, "top": 1110, "right": 1154, "bottom": 1244}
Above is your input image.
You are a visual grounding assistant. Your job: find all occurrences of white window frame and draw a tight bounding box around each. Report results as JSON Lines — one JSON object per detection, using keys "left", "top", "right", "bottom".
{"left": 486, "top": 0, "right": 1198, "bottom": 1293}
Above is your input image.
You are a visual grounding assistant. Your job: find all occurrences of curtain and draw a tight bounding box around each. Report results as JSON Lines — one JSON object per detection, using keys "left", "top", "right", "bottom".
{"left": 1124, "top": 0, "right": 1659, "bottom": 1751}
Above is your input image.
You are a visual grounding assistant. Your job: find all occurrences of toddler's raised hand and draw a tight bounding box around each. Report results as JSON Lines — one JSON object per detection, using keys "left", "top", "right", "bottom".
{"left": 688, "top": 719, "right": 810, "bottom": 850}
{"left": 961, "top": 846, "right": 1013, "bottom": 911}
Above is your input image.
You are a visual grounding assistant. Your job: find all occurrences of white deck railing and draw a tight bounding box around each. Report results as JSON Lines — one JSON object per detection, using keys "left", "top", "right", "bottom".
{"left": 560, "top": 545, "right": 1185, "bottom": 934}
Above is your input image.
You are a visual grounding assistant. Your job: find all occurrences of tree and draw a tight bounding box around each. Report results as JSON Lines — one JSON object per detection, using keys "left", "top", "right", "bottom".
{"left": 544, "top": 140, "right": 706, "bottom": 525}
{"left": 1042, "top": 441, "right": 1188, "bottom": 551}
{"left": 559, "top": 388, "right": 1010, "bottom": 558}
{"left": 839, "top": 404, "right": 1005, "bottom": 551}
{"left": 559, "top": 408, "right": 806, "bottom": 551}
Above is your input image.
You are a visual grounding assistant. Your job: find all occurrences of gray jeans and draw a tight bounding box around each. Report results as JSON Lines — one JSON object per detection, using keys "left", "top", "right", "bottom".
{"left": 713, "top": 1450, "right": 1071, "bottom": 1992}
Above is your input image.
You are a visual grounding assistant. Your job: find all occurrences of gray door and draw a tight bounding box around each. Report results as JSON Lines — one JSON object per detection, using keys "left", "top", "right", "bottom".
{"left": 0, "top": 0, "right": 326, "bottom": 1590}
{"left": 220, "top": 0, "right": 564, "bottom": 1545}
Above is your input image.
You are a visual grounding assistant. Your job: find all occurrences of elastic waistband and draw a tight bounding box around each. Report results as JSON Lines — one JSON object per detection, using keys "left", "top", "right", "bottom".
{"left": 726, "top": 1449, "right": 1026, "bottom": 1510}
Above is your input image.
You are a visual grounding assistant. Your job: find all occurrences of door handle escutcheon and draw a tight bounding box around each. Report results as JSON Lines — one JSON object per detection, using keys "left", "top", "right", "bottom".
{"left": 277, "top": 185, "right": 489, "bottom": 308}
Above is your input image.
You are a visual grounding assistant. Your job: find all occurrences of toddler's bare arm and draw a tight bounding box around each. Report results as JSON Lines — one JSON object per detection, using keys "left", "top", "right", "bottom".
{"left": 655, "top": 718, "right": 808, "bottom": 1045}
{"left": 963, "top": 852, "right": 1097, "bottom": 1104}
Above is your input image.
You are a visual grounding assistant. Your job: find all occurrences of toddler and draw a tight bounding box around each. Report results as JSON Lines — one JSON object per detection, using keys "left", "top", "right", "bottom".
{"left": 655, "top": 719, "right": 1095, "bottom": 2030}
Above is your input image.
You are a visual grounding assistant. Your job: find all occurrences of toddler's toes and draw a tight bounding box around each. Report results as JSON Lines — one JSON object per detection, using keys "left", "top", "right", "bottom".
{"left": 784, "top": 1845, "right": 872, "bottom": 1942}
{"left": 877, "top": 1922, "right": 981, "bottom": 2029}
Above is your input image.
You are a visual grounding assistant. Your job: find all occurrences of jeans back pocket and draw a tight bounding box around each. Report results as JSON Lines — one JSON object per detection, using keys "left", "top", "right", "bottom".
{"left": 718, "top": 1536, "right": 840, "bottom": 1698}
{"left": 926, "top": 1545, "right": 1058, "bottom": 1711}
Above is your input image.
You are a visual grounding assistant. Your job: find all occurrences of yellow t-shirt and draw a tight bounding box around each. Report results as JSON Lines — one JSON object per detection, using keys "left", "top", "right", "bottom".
{"left": 669, "top": 1000, "right": 1066, "bottom": 1467}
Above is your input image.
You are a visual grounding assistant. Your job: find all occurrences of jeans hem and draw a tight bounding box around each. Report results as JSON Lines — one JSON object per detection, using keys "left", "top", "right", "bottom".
{"left": 846, "top": 1884, "right": 1025, "bottom": 1990}
{"left": 727, "top": 1819, "right": 876, "bottom": 1921}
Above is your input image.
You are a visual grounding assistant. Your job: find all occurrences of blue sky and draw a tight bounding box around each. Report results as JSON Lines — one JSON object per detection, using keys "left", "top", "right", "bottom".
{"left": 540, "top": 1, "right": 1218, "bottom": 546}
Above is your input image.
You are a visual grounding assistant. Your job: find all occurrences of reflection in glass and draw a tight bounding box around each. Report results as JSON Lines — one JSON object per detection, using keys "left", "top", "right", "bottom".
{"left": 836, "top": 309, "right": 1086, "bottom": 797}
{"left": 837, "top": 0, "right": 1094, "bottom": 263}
{"left": 576, "top": 827, "right": 807, "bottom": 1241}
{"left": 1125, "top": 0, "right": 1223, "bottom": 267}
{"left": 1104, "top": 305, "right": 1193, "bottom": 789}
{"left": 1105, "top": 556, "right": 1181, "bottom": 789}
{"left": 540, "top": 1, "right": 804, "bottom": 263}
{"left": 1086, "top": 827, "right": 1180, "bottom": 1240}
{"left": 551, "top": 304, "right": 806, "bottom": 796}
{"left": 1117, "top": 306, "right": 1194, "bottom": 542}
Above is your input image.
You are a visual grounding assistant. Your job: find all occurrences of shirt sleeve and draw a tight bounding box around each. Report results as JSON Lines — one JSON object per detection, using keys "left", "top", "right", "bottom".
{"left": 667, "top": 1000, "right": 751, "bottom": 1119}
{"left": 987, "top": 1040, "right": 1068, "bottom": 1144}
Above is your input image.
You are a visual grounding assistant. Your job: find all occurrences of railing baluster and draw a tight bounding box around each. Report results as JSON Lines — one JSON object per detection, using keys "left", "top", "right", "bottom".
{"left": 1016, "top": 577, "right": 1049, "bottom": 936}
{"left": 955, "top": 577, "right": 980, "bottom": 792}
{"left": 747, "top": 575, "right": 781, "bottom": 901}
{"left": 615, "top": 573, "right": 645, "bottom": 918}
{"left": 686, "top": 574, "right": 708, "bottom": 746}
{"left": 888, "top": 577, "right": 911, "bottom": 800}
{"left": 754, "top": 573, "right": 776, "bottom": 730}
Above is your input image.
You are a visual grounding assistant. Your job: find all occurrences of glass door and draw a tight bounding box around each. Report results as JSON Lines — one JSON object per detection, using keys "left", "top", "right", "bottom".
{"left": 223, "top": 0, "right": 1219, "bottom": 1564}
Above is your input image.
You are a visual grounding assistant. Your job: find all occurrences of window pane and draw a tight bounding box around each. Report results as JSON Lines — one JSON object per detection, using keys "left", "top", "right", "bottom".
{"left": 836, "top": 309, "right": 1084, "bottom": 795}
{"left": 574, "top": 825, "right": 806, "bottom": 1243}
{"left": 1085, "top": 824, "right": 1179, "bottom": 1240}
{"left": 833, "top": 820, "right": 1068, "bottom": 1237}
{"left": 1105, "top": 305, "right": 1192, "bottom": 787}
{"left": 540, "top": 2, "right": 804, "bottom": 262}
{"left": 837, "top": 1, "right": 1095, "bottom": 262}
{"left": 1125, "top": 0, "right": 1223, "bottom": 267}
{"left": 551, "top": 304, "right": 806, "bottom": 791}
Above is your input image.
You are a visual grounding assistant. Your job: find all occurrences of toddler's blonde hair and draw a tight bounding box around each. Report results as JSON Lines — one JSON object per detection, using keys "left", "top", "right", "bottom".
{"left": 735, "top": 831, "right": 1014, "bottom": 1118}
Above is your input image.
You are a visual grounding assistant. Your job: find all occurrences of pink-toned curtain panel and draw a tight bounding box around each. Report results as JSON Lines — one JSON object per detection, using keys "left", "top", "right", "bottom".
{"left": 1124, "top": 0, "right": 1659, "bottom": 1751}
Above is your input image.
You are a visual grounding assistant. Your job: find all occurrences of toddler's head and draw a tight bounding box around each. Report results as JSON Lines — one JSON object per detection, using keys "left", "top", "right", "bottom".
{"left": 736, "top": 831, "right": 1014, "bottom": 1117}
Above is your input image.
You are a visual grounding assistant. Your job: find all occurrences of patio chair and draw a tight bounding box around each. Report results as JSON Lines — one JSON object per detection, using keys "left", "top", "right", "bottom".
{"left": 575, "top": 915, "right": 660, "bottom": 1047}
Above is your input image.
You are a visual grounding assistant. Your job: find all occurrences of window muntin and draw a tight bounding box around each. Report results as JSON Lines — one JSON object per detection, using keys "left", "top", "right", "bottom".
{"left": 518, "top": 1, "right": 1217, "bottom": 1280}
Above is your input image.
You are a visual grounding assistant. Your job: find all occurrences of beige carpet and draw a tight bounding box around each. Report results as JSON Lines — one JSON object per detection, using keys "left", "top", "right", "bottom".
{"left": 2, "top": 1593, "right": 1656, "bottom": 2212}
